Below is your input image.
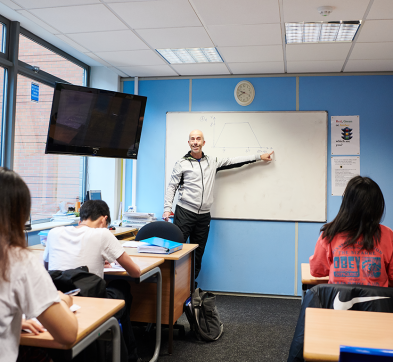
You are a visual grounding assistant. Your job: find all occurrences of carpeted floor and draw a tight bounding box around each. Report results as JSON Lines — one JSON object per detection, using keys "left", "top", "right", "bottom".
{"left": 135, "top": 294, "right": 301, "bottom": 362}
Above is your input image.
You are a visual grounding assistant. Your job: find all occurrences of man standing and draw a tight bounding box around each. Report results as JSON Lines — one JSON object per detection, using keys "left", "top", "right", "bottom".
{"left": 163, "top": 129, "right": 273, "bottom": 281}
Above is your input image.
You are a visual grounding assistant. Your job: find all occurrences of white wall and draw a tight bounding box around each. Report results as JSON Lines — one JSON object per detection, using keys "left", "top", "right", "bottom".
{"left": 87, "top": 66, "right": 121, "bottom": 221}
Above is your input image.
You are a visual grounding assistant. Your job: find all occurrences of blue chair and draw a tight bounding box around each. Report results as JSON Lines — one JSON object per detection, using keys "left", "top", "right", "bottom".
{"left": 340, "top": 346, "right": 393, "bottom": 361}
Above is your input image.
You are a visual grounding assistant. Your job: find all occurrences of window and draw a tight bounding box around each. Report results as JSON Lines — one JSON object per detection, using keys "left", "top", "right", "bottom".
{"left": 19, "top": 34, "right": 85, "bottom": 85}
{"left": 13, "top": 75, "right": 84, "bottom": 222}
{"left": 0, "top": 66, "right": 5, "bottom": 161}
{"left": 0, "top": 22, "right": 4, "bottom": 53}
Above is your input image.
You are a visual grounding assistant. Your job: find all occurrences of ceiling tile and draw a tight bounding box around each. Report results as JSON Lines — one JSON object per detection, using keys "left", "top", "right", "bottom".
{"left": 344, "top": 59, "right": 393, "bottom": 72}
{"left": 136, "top": 27, "right": 213, "bottom": 49}
{"left": 287, "top": 60, "right": 344, "bottom": 73}
{"left": 29, "top": 5, "right": 127, "bottom": 33}
{"left": 367, "top": 0, "right": 393, "bottom": 20}
{"left": 56, "top": 34, "right": 90, "bottom": 53}
{"left": 357, "top": 20, "right": 393, "bottom": 42}
{"left": 0, "top": 0, "right": 22, "bottom": 10}
{"left": 14, "top": 0, "right": 99, "bottom": 8}
{"left": 118, "top": 65, "right": 178, "bottom": 77}
{"left": 191, "top": 0, "right": 280, "bottom": 25}
{"left": 94, "top": 49, "right": 166, "bottom": 66}
{"left": 17, "top": 10, "right": 60, "bottom": 34}
{"left": 67, "top": 30, "right": 149, "bottom": 52}
{"left": 286, "top": 43, "right": 352, "bottom": 61}
{"left": 108, "top": 0, "right": 201, "bottom": 29}
{"left": 84, "top": 52, "right": 113, "bottom": 67}
{"left": 208, "top": 24, "right": 282, "bottom": 47}
{"left": 350, "top": 42, "right": 393, "bottom": 59}
{"left": 171, "top": 63, "right": 230, "bottom": 75}
{"left": 228, "top": 61, "right": 284, "bottom": 74}
{"left": 283, "top": 0, "right": 369, "bottom": 22}
{"left": 218, "top": 45, "right": 283, "bottom": 62}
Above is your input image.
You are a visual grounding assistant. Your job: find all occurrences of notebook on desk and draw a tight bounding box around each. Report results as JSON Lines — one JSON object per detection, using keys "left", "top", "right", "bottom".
{"left": 137, "top": 237, "right": 183, "bottom": 254}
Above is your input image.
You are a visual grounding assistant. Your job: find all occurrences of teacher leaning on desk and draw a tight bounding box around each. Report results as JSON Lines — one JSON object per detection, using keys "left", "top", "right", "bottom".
{"left": 0, "top": 167, "right": 78, "bottom": 362}
{"left": 163, "top": 129, "right": 274, "bottom": 283}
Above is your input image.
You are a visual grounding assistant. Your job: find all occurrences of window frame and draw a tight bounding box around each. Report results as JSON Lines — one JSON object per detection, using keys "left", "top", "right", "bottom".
{"left": 0, "top": 16, "right": 90, "bottom": 224}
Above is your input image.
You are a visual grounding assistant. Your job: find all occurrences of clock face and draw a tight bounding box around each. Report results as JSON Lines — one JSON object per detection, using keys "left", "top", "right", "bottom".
{"left": 234, "top": 81, "right": 255, "bottom": 106}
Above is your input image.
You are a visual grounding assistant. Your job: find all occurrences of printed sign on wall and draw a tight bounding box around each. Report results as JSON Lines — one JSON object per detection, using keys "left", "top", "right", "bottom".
{"left": 331, "top": 156, "right": 360, "bottom": 196}
{"left": 31, "top": 82, "right": 39, "bottom": 103}
{"left": 331, "top": 116, "right": 359, "bottom": 155}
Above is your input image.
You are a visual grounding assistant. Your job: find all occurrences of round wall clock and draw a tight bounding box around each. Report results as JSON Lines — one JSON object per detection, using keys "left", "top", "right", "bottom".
{"left": 234, "top": 80, "right": 255, "bottom": 106}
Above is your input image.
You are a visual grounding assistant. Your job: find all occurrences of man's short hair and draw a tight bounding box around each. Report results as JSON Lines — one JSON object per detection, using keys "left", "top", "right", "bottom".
{"left": 80, "top": 200, "right": 111, "bottom": 226}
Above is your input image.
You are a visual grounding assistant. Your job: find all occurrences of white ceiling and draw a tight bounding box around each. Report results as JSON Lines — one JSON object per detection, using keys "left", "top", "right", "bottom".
{"left": 0, "top": 0, "right": 393, "bottom": 77}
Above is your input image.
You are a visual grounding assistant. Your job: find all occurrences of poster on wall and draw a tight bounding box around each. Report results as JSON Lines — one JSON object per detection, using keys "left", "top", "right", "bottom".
{"left": 331, "top": 116, "right": 359, "bottom": 155}
{"left": 331, "top": 156, "right": 360, "bottom": 196}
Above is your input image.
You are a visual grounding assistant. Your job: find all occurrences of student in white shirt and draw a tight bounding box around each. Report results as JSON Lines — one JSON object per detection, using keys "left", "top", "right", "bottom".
{"left": 0, "top": 167, "right": 78, "bottom": 362}
{"left": 44, "top": 200, "right": 142, "bottom": 362}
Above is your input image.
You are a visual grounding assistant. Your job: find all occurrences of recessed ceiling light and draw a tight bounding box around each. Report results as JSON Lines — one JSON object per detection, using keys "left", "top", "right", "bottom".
{"left": 156, "top": 48, "right": 223, "bottom": 64}
{"left": 285, "top": 21, "right": 361, "bottom": 44}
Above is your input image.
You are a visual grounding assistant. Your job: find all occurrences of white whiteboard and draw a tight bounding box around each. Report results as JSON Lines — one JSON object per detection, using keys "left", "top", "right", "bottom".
{"left": 165, "top": 112, "right": 327, "bottom": 222}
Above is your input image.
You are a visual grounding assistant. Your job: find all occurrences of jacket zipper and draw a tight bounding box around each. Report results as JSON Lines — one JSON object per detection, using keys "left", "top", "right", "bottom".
{"left": 198, "top": 161, "right": 204, "bottom": 214}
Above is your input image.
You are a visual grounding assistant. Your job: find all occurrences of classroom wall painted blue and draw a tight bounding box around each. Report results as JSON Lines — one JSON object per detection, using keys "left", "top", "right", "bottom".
{"left": 297, "top": 75, "right": 393, "bottom": 294}
{"left": 123, "top": 74, "right": 393, "bottom": 296}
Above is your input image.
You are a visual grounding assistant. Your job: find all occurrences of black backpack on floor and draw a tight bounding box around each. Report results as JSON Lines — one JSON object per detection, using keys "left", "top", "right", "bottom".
{"left": 184, "top": 288, "right": 224, "bottom": 341}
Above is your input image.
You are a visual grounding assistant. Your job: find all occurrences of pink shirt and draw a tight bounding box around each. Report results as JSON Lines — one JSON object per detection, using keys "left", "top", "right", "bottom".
{"left": 309, "top": 225, "right": 393, "bottom": 287}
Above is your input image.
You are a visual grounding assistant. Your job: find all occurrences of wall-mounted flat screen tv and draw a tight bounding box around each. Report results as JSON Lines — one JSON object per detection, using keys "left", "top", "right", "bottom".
{"left": 45, "top": 83, "right": 147, "bottom": 159}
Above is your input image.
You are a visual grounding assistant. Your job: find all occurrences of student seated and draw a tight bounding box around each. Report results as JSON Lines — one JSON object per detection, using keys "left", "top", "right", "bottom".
{"left": 44, "top": 200, "right": 142, "bottom": 362}
{"left": 0, "top": 167, "right": 78, "bottom": 361}
{"left": 310, "top": 176, "right": 393, "bottom": 287}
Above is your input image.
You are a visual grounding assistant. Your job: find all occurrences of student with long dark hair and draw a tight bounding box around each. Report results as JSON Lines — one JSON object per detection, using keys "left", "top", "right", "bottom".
{"left": 310, "top": 175, "right": 393, "bottom": 287}
{"left": 0, "top": 168, "right": 78, "bottom": 361}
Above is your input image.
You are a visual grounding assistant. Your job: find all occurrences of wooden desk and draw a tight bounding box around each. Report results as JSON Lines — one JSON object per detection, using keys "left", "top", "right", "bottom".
{"left": 105, "top": 257, "right": 164, "bottom": 362}
{"left": 304, "top": 308, "right": 393, "bottom": 361}
{"left": 20, "top": 296, "right": 124, "bottom": 361}
{"left": 301, "top": 263, "right": 329, "bottom": 301}
{"left": 110, "top": 227, "right": 138, "bottom": 241}
{"left": 123, "top": 243, "right": 198, "bottom": 354}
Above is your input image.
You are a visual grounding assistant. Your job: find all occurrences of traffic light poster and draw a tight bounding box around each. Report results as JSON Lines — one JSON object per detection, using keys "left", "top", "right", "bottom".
{"left": 331, "top": 115, "right": 360, "bottom": 155}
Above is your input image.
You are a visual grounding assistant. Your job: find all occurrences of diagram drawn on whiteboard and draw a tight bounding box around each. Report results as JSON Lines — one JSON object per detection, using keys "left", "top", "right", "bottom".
{"left": 199, "top": 114, "right": 273, "bottom": 153}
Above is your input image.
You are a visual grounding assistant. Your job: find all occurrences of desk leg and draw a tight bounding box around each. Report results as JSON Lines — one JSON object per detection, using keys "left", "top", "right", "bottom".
{"left": 191, "top": 249, "right": 195, "bottom": 294}
{"left": 71, "top": 317, "right": 121, "bottom": 362}
{"left": 168, "top": 261, "right": 175, "bottom": 355}
{"left": 149, "top": 268, "right": 162, "bottom": 362}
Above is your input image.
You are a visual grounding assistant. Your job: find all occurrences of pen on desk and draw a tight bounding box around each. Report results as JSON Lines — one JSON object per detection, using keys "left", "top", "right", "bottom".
{"left": 65, "top": 288, "right": 81, "bottom": 296}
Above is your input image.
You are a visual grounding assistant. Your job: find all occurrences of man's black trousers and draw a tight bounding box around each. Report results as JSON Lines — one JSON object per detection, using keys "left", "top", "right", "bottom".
{"left": 173, "top": 205, "right": 211, "bottom": 279}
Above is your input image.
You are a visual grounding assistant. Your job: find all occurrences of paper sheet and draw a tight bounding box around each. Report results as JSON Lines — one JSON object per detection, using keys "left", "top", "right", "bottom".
{"left": 122, "top": 241, "right": 147, "bottom": 248}
{"left": 331, "top": 156, "right": 360, "bottom": 196}
{"left": 104, "top": 262, "right": 126, "bottom": 272}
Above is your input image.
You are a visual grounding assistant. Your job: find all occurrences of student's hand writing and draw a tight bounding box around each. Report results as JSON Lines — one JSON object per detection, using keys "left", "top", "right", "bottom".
{"left": 104, "top": 260, "right": 111, "bottom": 268}
{"left": 22, "top": 319, "right": 45, "bottom": 335}
{"left": 260, "top": 151, "right": 274, "bottom": 161}
{"left": 162, "top": 211, "right": 171, "bottom": 222}
{"left": 58, "top": 291, "right": 73, "bottom": 308}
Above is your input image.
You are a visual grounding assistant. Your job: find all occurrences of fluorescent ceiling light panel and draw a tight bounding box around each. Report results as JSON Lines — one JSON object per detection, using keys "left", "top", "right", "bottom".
{"left": 286, "top": 21, "right": 360, "bottom": 44}
{"left": 156, "top": 47, "right": 223, "bottom": 64}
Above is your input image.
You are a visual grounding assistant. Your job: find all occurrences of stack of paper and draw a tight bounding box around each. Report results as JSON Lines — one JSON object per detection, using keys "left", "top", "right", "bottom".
{"left": 137, "top": 237, "right": 183, "bottom": 255}
{"left": 122, "top": 212, "right": 157, "bottom": 228}
{"left": 51, "top": 212, "right": 78, "bottom": 223}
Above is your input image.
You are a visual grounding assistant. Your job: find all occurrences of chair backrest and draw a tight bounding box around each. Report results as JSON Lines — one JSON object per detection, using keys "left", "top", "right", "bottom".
{"left": 340, "top": 346, "right": 393, "bottom": 361}
{"left": 136, "top": 221, "right": 184, "bottom": 243}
